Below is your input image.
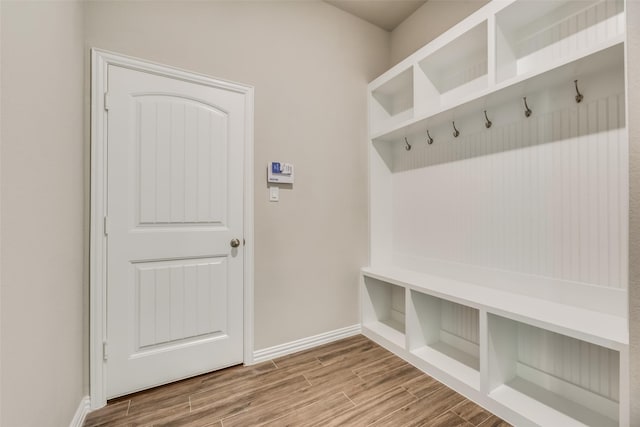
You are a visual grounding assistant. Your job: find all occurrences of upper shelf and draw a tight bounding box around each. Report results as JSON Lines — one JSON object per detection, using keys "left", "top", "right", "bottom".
{"left": 496, "top": 0, "right": 625, "bottom": 84}
{"left": 368, "top": 0, "right": 626, "bottom": 141}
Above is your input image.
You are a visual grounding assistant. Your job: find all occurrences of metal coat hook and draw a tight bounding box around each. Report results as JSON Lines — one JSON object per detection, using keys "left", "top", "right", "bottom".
{"left": 523, "top": 97, "right": 532, "bottom": 118}
{"left": 452, "top": 121, "right": 460, "bottom": 138}
{"left": 484, "top": 110, "right": 492, "bottom": 128}
{"left": 574, "top": 80, "right": 583, "bottom": 103}
{"left": 404, "top": 137, "right": 412, "bottom": 151}
{"left": 426, "top": 130, "right": 434, "bottom": 145}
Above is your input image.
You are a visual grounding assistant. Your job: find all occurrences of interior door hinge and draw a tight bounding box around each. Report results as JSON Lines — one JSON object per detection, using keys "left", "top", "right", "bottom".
{"left": 104, "top": 92, "right": 111, "bottom": 111}
{"left": 103, "top": 341, "right": 108, "bottom": 361}
{"left": 103, "top": 216, "right": 109, "bottom": 236}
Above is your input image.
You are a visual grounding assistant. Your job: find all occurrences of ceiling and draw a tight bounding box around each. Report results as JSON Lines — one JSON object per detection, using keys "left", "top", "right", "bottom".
{"left": 324, "top": 0, "right": 428, "bottom": 31}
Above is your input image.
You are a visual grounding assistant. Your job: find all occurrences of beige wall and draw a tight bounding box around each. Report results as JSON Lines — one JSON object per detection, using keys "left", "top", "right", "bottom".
{"left": 0, "top": 1, "right": 85, "bottom": 426}
{"left": 628, "top": 0, "right": 640, "bottom": 423}
{"left": 390, "top": 0, "right": 489, "bottom": 65}
{"left": 84, "top": 1, "right": 389, "bottom": 350}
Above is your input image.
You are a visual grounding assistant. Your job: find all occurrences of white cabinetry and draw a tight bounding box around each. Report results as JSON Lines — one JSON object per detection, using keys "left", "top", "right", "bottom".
{"left": 363, "top": 1, "right": 629, "bottom": 425}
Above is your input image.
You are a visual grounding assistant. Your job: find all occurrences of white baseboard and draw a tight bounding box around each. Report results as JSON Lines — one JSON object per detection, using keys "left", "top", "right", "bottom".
{"left": 252, "top": 324, "right": 361, "bottom": 364}
{"left": 69, "top": 396, "right": 91, "bottom": 427}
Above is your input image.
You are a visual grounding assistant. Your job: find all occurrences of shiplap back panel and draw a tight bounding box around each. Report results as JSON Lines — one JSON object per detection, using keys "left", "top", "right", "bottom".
{"left": 441, "top": 301, "right": 479, "bottom": 345}
{"left": 517, "top": 323, "right": 620, "bottom": 402}
{"left": 391, "top": 82, "right": 627, "bottom": 289}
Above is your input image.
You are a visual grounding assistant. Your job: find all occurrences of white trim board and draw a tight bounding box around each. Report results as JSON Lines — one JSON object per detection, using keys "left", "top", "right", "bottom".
{"left": 252, "top": 325, "right": 362, "bottom": 363}
{"left": 89, "top": 48, "right": 254, "bottom": 409}
{"left": 69, "top": 396, "right": 91, "bottom": 427}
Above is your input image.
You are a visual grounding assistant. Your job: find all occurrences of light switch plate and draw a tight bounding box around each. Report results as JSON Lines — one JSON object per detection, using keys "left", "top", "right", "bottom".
{"left": 269, "top": 186, "right": 279, "bottom": 202}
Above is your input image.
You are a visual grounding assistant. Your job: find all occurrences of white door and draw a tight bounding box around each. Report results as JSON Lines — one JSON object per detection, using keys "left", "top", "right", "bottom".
{"left": 105, "top": 64, "right": 245, "bottom": 398}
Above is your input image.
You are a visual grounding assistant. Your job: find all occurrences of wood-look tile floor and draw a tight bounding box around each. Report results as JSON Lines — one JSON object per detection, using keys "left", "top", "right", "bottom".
{"left": 84, "top": 335, "right": 512, "bottom": 427}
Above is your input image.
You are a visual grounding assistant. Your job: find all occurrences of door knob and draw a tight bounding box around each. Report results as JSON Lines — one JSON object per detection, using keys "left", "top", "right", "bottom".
{"left": 230, "top": 238, "right": 241, "bottom": 248}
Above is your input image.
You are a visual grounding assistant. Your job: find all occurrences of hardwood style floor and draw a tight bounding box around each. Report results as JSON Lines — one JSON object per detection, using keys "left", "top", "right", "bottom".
{"left": 84, "top": 335, "right": 511, "bottom": 427}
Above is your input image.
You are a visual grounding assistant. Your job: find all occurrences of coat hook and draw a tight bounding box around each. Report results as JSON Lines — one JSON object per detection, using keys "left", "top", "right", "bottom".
{"left": 574, "top": 79, "right": 583, "bottom": 103}
{"left": 452, "top": 121, "right": 460, "bottom": 138}
{"left": 484, "top": 110, "right": 492, "bottom": 128}
{"left": 523, "top": 97, "right": 532, "bottom": 118}
{"left": 404, "top": 137, "right": 412, "bottom": 151}
{"left": 426, "top": 130, "right": 434, "bottom": 145}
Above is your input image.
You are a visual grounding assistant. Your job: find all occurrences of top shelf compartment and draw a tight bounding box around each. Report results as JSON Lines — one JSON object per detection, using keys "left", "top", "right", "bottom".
{"left": 370, "top": 68, "right": 413, "bottom": 135}
{"left": 416, "top": 21, "right": 488, "bottom": 115}
{"left": 495, "top": 0, "right": 625, "bottom": 83}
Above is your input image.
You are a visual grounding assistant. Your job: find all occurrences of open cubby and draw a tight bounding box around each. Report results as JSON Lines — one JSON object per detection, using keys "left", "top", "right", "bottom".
{"left": 408, "top": 291, "right": 480, "bottom": 389}
{"left": 416, "top": 21, "right": 488, "bottom": 113}
{"left": 370, "top": 67, "right": 413, "bottom": 134}
{"left": 496, "top": 0, "right": 625, "bottom": 83}
{"left": 488, "top": 314, "right": 620, "bottom": 427}
{"left": 362, "top": 276, "right": 405, "bottom": 347}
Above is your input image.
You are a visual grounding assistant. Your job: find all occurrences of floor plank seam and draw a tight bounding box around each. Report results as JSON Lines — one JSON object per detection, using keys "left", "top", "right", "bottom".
{"left": 341, "top": 390, "right": 357, "bottom": 407}
{"left": 400, "top": 384, "right": 420, "bottom": 400}
{"left": 302, "top": 373, "right": 313, "bottom": 386}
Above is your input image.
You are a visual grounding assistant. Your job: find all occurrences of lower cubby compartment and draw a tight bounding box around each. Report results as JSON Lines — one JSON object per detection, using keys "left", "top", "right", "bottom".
{"left": 362, "top": 276, "right": 405, "bottom": 347}
{"left": 407, "top": 290, "right": 480, "bottom": 390}
{"left": 488, "top": 314, "right": 620, "bottom": 427}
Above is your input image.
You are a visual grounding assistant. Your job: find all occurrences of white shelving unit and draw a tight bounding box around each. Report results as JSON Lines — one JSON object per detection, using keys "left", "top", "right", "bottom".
{"left": 363, "top": 0, "right": 629, "bottom": 425}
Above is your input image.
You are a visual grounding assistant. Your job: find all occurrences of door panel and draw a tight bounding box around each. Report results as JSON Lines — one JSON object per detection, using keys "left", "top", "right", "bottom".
{"left": 135, "top": 95, "right": 228, "bottom": 225}
{"left": 135, "top": 257, "right": 228, "bottom": 350}
{"left": 106, "top": 64, "right": 244, "bottom": 398}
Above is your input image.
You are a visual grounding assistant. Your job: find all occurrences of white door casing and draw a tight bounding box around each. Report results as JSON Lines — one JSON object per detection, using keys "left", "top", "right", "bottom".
{"left": 90, "top": 49, "right": 254, "bottom": 407}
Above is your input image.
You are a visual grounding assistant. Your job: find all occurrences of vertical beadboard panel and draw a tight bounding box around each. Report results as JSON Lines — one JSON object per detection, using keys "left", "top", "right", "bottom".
{"left": 155, "top": 102, "right": 172, "bottom": 223}
{"left": 170, "top": 104, "right": 186, "bottom": 223}
{"left": 391, "top": 90, "right": 627, "bottom": 289}
{"left": 390, "top": 284, "right": 406, "bottom": 326}
{"left": 138, "top": 101, "right": 157, "bottom": 224}
{"left": 184, "top": 104, "right": 199, "bottom": 222}
{"left": 138, "top": 268, "right": 156, "bottom": 348}
{"left": 517, "top": 323, "right": 620, "bottom": 401}
{"left": 440, "top": 301, "right": 479, "bottom": 345}
{"left": 197, "top": 109, "right": 212, "bottom": 222}
{"left": 136, "top": 258, "right": 228, "bottom": 349}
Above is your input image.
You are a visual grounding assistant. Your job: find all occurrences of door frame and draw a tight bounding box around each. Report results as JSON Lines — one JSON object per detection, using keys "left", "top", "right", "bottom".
{"left": 89, "top": 48, "right": 254, "bottom": 409}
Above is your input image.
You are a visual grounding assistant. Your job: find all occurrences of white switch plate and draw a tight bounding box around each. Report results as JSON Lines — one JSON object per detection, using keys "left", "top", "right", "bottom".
{"left": 269, "top": 186, "right": 279, "bottom": 202}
